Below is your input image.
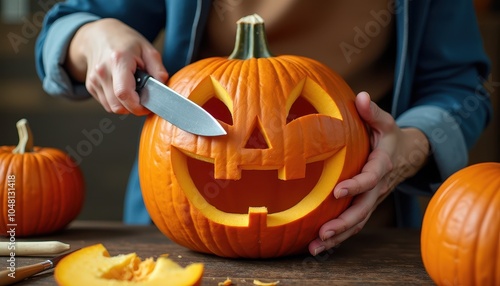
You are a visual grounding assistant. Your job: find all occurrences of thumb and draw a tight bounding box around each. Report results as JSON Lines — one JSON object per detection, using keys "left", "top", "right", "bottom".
{"left": 355, "top": 91, "right": 393, "bottom": 132}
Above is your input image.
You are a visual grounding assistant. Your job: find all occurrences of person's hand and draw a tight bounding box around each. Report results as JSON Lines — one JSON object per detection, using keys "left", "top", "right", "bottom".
{"left": 308, "top": 91, "right": 430, "bottom": 256}
{"left": 65, "top": 18, "right": 168, "bottom": 115}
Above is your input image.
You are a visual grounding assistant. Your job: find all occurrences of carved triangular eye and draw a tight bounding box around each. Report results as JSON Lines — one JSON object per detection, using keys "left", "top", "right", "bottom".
{"left": 285, "top": 77, "right": 342, "bottom": 123}
{"left": 202, "top": 97, "right": 233, "bottom": 125}
{"left": 189, "top": 76, "right": 234, "bottom": 126}
{"left": 286, "top": 96, "right": 318, "bottom": 124}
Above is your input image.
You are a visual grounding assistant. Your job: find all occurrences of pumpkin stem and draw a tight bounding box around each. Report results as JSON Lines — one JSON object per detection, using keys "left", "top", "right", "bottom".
{"left": 228, "top": 14, "right": 273, "bottom": 59}
{"left": 13, "top": 118, "right": 34, "bottom": 154}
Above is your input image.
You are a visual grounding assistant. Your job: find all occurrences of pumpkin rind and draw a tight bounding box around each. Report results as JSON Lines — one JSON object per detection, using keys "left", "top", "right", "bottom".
{"left": 0, "top": 119, "right": 84, "bottom": 237}
{"left": 421, "top": 162, "right": 500, "bottom": 286}
{"left": 139, "top": 15, "right": 369, "bottom": 258}
{"left": 54, "top": 244, "right": 204, "bottom": 286}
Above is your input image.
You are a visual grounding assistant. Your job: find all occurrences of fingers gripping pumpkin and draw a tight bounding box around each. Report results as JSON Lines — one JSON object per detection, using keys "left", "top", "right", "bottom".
{"left": 139, "top": 14, "right": 369, "bottom": 258}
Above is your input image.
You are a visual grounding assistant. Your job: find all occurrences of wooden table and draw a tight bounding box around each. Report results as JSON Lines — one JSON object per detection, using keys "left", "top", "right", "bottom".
{"left": 2, "top": 221, "right": 433, "bottom": 285}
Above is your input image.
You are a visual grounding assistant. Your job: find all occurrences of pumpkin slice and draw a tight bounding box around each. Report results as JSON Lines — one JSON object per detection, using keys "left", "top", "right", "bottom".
{"left": 54, "top": 244, "right": 204, "bottom": 286}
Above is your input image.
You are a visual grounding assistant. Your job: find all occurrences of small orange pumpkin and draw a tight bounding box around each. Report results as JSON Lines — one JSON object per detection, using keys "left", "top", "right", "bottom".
{"left": 139, "top": 14, "right": 369, "bottom": 258}
{"left": 421, "top": 162, "right": 500, "bottom": 285}
{"left": 0, "top": 119, "right": 84, "bottom": 236}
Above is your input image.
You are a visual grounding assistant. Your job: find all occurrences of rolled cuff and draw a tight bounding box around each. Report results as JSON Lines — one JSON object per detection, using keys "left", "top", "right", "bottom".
{"left": 42, "top": 12, "right": 100, "bottom": 99}
{"left": 396, "top": 105, "right": 468, "bottom": 182}
{"left": 393, "top": 105, "right": 468, "bottom": 228}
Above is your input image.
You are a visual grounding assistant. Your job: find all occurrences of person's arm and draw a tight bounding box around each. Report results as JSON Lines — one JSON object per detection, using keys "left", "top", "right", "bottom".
{"left": 36, "top": 12, "right": 99, "bottom": 99}
{"left": 35, "top": 0, "right": 167, "bottom": 107}
{"left": 309, "top": 92, "right": 430, "bottom": 255}
{"left": 396, "top": 0, "right": 492, "bottom": 183}
{"left": 63, "top": 18, "right": 169, "bottom": 115}
{"left": 309, "top": 0, "right": 492, "bottom": 255}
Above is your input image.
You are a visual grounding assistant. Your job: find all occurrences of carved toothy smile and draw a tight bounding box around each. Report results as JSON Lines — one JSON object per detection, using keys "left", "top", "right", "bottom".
{"left": 170, "top": 146, "right": 347, "bottom": 227}
{"left": 186, "top": 156, "right": 324, "bottom": 214}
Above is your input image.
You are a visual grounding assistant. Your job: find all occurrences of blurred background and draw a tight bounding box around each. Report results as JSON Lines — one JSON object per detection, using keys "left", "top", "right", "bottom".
{"left": 0, "top": 0, "right": 145, "bottom": 221}
{"left": 0, "top": 0, "right": 499, "bottom": 222}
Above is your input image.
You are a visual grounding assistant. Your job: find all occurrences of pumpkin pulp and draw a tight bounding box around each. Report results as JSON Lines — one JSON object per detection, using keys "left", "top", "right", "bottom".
{"left": 54, "top": 244, "right": 204, "bottom": 286}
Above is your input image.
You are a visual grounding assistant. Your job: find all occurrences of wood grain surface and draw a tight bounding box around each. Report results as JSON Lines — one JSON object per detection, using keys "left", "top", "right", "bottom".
{"left": 2, "top": 221, "right": 433, "bottom": 285}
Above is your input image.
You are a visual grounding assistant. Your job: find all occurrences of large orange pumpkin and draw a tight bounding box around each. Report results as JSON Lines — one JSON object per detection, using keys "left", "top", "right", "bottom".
{"left": 139, "top": 14, "right": 369, "bottom": 258}
{"left": 421, "top": 162, "right": 500, "bottom": 285}
{"left": 0, "top": 119, "right": 84, "bottom": 236}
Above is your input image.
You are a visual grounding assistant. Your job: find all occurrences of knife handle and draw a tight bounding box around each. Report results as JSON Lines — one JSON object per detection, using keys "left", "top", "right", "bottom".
{"left": 134, "top": 69, "right": 151, "bottom": 91}
{"left": 0, "top": 260, "right": 51, "bottom": 285}
{"left": 0, "top": 241, "right": 70, "bottom": 256}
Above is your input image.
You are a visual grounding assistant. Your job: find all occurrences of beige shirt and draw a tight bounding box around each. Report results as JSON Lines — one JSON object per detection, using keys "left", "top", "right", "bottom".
{"left": 200, "top": 0, "right": 396, "bottom": 104}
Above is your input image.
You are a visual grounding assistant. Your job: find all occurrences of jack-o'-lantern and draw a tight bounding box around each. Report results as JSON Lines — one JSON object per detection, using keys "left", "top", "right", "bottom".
{"left": 139, "top": 14, "right": 369, "bottom": 258}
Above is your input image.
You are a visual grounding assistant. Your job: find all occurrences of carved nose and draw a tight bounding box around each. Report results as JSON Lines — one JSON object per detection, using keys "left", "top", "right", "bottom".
{"left": 244, "top": 121, "right": 269, "bottom": 149}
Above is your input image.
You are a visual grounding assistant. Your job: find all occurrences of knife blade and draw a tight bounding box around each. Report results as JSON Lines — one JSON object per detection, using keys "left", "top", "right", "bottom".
{"left": 0, "top": 248, "right": 79, "bottom": 285}
{"left": 135, "top": 69, "right": 226, "bottom": 136}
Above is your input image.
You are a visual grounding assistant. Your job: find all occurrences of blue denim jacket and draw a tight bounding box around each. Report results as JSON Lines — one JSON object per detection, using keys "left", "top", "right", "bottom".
{"left": 35, "top": 0, "right": 492, "bottom": 226}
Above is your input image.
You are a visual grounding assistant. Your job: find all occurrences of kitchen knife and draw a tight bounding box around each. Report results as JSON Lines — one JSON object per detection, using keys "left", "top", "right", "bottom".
{"left": 0, "top": 248, "right": 79, "bottom": 285}
{"left": 135, "top": 69, "right": 226, "bottom": 136}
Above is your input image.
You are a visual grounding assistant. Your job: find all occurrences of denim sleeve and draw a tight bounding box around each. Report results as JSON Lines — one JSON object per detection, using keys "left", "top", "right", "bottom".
{"left": 395, "top": 0, "right": 492, "bottom": 194}
{"left": 35, "top": 0, "right": 166, "bottom": 99}
{"left": 39, "top": 13, "right": 99, "bottom": 99}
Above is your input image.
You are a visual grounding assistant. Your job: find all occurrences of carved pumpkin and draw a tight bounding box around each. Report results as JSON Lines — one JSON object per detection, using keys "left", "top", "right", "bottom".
{"left": 139, "top": 14, "right": 369, "bottom": 258}
{"left": 421, "top": 162, "right": 500, "bottom": 285}
{"left": 55, "top": 244, "right": 204, "bottom": 285}
{"left": 0, "top": 119, "right": 84, "bottom": 237}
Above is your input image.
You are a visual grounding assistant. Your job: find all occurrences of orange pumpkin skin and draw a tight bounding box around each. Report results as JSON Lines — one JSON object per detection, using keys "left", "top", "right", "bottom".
{"left": 421, "top": 162, "right": 500, "bottom": 286}
{"left": 0, "top": 122, "right": 84, "bottom": 237}
{"left": 139, "top": 16, "right": 369, "bottom": 258}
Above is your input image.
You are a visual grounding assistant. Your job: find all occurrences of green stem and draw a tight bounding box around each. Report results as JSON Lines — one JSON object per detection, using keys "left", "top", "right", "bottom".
{"left": 12, "top": 118, "right": 34, "bottom": 154}
{"left": 228, "top": 14, "right": 273, "bottom": 60}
